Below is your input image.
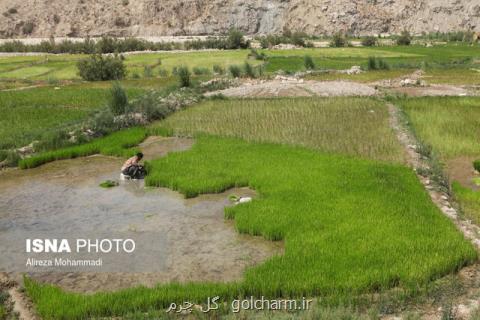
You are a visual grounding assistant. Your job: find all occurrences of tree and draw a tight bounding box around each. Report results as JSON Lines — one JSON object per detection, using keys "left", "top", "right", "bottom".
{"left": 77, "top": 54, "right": 126, "bottom": 81}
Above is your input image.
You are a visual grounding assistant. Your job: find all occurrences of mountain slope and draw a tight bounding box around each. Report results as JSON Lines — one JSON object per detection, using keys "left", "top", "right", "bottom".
{"left": 0, "top": 0, "right": 479, "bottom": 38}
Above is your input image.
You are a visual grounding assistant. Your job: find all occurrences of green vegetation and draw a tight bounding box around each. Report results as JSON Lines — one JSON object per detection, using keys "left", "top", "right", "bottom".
{"left": 399, "top": 97, "right": 480, "bottom": 224}
{"left": 361, "top": 36, "right": 378, "bottom": 47}
{"left": 151, "top": 98, "right": 404, "bottom": 163}
{"left": 330, "top": 32, "right": 348, "bottom": 48}
{"left": 367, "top": 57, "right": 390, "bottom": 70}
{"left": 177, "top": 66, "right": 191, "bottom": 87}
{"left": 399, "top": 97, "right": 480, "bottom": 159}
{"left": 77, "top": 54, "right": 126, "bottom": 81}
{"left": 474, "top": 160, "right": 480, "bottom": 173}
{"left": 108, "top": 82, "right": 129, "bottom": 115}
{"left": 18, "top": 127, "right": 146, "bottom": 169}
{"left": 26, "top": 135, "right": 476, "bottom": 319}
{"left": 396, "top": 31, "right": 412, "bottom": 46}
{"left": 304, "top": 55, "right": 315, "bottom": 70}
{"left": 306, "top": 69, "right": 414, "bottom": 83}
{"left": 99, "top": 180, "right": 119, "bottom": 188}
{"left": 0, "top": 84, "right": 144, "bottom": 149}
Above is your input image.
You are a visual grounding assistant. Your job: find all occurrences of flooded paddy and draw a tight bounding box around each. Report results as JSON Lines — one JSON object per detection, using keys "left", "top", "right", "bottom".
{"left": 0, "top": 137, "right": 281, "bottom": 293}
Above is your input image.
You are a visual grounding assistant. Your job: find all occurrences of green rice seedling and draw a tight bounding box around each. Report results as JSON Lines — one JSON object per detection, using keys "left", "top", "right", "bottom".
{"left": 150, "top": 97, "right": 404, "bottom": 163}
{"left": 25, "top": 136, "right": 477, "bottom": 319}
{"left": 398, "top": 97, "right": 480, "bottom": 159}
{"left": 99, "top": 180, "right": 119, "bottom": 188}
{"left": 18, "top": 127, "right": 147, "bottom": 169}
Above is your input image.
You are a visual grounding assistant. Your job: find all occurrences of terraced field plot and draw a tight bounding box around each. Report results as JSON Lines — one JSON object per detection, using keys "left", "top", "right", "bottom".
{"left": 21, "top": 97, "right": 477, "bottom": 319}
{"left": 399, "top": 97, "right": 480, "bottom": 224}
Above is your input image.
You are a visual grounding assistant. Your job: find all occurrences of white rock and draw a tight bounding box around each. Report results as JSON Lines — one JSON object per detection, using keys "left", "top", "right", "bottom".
{"left": 238, "top": 197, "right": 252, "bottom": 203}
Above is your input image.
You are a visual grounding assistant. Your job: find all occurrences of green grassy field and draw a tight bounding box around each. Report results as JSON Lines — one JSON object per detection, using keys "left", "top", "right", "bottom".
{"left": 262, "top": 44, "right": 480, "bottom": 74}
{"left": 398, "top": 97, "right": 480, "bottom": 159}
{"left": 0, "top": 50, "right": 258, "bottom": 81}
{"left": 151, "top": 97, "right": 404, "bottom": 163}
{"left": 399, "top": 97, "right": 480, "bottom": 224}
{"left": 25, "top": 135, "right": 476, "bottom": 319}
{"left": 21, "top": 96, "right": 478, "bottom": 319}
{"left": 18, "top": 127, "right": 146, "bottom": 169}
{"left": 0, "top": 84, "right": 145, "bottom": 149}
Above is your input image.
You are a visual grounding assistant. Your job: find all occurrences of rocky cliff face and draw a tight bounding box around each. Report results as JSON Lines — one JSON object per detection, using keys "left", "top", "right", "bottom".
{"left": 0, "top": 0, "right": 479, "bottom": 38}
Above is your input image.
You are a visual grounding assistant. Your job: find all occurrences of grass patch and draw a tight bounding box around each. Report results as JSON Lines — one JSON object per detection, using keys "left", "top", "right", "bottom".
{"left": 398, "top": 97, "right": 480, "bottom": 159}
{"left": 452, "top": 182, "right": 480, "bottom": 223}
{"left": 305, "top": 69, "right": 415, "bottom": 83}
{"left": 422, "top": 68, "right": 480, "bottom": 85}
{"left": 26, "top": 136, "right": 477, "bottom": 319}
{"left": 150, "top": 97, "right": 404, "bottom": 163}
{"left": 18, "top": 127, "right": 147, "bottom": 169}
{"left": 0, "top": 84, "right": 144, "bottom": 149}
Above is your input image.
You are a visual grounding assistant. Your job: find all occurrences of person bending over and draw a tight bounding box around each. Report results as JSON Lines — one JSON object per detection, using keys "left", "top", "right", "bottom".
{"left": 121, "top": 152, "right": 145, "bottom": 179}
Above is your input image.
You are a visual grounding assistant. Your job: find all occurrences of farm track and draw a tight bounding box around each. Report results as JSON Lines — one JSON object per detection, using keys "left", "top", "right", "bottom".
{"left": 388, "top": 103, "right": 480, "bottom": 319}
{"left": 0, "top": 273, "right": 37, "bottom": 320}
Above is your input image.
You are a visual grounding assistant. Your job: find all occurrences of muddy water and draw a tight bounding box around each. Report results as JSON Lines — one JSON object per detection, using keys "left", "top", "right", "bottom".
{"left": 446, "top": 156, "right": 480, "bottom": 190}
{"left": 0, "top": 137, "right": 281, "bottom": 293}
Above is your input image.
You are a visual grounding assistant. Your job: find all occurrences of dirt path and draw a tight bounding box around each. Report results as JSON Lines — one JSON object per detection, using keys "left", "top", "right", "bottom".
{"left": 387, "top": 103, "right": 480, "bottom": 319}
{"left": 0, "top": 273, "right": 37, "bottom": 320}
{"left": 205, "top": 79, "right": 377, "bottom": 98}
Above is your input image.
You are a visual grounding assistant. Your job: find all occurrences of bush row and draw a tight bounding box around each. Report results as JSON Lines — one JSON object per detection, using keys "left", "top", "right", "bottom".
{"left": 0, "top": 29, "right": 249, "bottom": 53}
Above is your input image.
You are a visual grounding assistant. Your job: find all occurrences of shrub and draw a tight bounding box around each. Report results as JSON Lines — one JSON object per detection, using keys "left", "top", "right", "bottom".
{"left": 77, "top": 54, "right": 126, "bottom": 81}
{"left": 227, "top": 28, "right": 249, "bottom": 49}
{"left": 362, "top": 36, "right": 377, "bottom": 47}
{"left": 367, "top": 57, "right": 390, "bottom": 70}
{"left": 22, "top": 21, "right": 35, "bottom": 35}
{"left": 473, "top": 160, "right": 480, "bottom": 172}
{"left": 53, "top": 14, "right": 60, "bottom": 24}
{"left": 8, "top": 8, "right": 17, "bottom": 14}
{"left": 0, "top": 150, "right": 20, "bottom": 167}
{"left": 143, "top": 65, "right": 153, "bottom": 78}
{"left": 248, "top": 49, "right": 266, "bottom": 61}
{"left": 122, "top": 0, "right": 129, "bottom": 5}
{"left": 35, "top": 130, "right": 71, "bottom": 151}
{"left": 212, "top": 64, "right": 224, "bottom": 75}
{"left": 304, "top": 55, "right": 315, "bottom": 70}
{"left": 229, "top": 65, "right": 242, "bottom": 78}
{"left": 192, "top": 67, "right": 210, "bottom": 75}
{"left": 243, "top": 62, "right": 255, "bottom": 78}
{"left": 397, "top": 30, "right": 412, "bottom": 46}
{"left": 109, "top": 82, "right": 129, "bottom": 115}
{"left": 330, "top": 32, "right": 347, "bottom": 47}
{"left": 177, "top": 66, "right": 191, "bottom": 87}
{"left": 158, "top": 68, "right": 169, "bottom": 77}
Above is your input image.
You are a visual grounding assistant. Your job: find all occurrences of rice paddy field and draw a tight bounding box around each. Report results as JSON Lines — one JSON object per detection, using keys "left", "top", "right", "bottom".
{"left": 1, "top": 43, "right": 480, "bottom": 319}
{"left": 151, "top": 97, "right": 404, "bottom": 163}
{"left": 399, "top": 97, "right": 480, "bottom": 225}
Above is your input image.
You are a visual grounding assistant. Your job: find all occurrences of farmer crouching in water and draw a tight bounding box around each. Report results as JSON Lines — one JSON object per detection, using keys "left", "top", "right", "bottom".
{"left": 121, "top": 152, "right": 146, "bottom": 179}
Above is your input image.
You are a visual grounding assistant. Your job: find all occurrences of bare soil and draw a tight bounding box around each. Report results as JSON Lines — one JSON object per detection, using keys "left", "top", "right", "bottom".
{"left": 206, "top": 79, "right": 377, "bottom": 98}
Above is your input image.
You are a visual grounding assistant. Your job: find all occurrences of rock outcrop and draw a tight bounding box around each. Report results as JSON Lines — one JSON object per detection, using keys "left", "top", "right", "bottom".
{"left": 0, "top": 0, "right": 479, "bottom": 38}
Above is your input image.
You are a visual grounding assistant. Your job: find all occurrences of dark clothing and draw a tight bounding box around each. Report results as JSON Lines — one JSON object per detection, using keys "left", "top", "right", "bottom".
{"left": 122, "top": 164, "right": 146, "bottom": 179}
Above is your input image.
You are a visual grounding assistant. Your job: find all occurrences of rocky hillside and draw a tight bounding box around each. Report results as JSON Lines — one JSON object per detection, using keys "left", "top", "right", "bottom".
{"left": 0, "top": 0, "right": 479, "bottom": 38}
